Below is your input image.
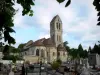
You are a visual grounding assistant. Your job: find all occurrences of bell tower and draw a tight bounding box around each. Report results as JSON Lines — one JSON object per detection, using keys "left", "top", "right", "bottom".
{"left": 50, "top": 15, "right": 63, "bottom": 47}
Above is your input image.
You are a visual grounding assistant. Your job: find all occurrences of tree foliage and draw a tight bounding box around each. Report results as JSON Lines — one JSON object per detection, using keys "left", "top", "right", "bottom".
{"left": 0, "top": 0, "right": 35, "bottom": 54}
{"left": 18, "top": 43, "right": 26, "bottom": 49}
{"left": 93, "top": 0, "right": 100, "bottom": 25}
{"left": 88, "top": 46, "right": 92, "bottom": 53}
{"left": 51, "top": 60, "right": 60, "bottom": 70}
{"left": 57, "top": 0, "right": 71, "bottom": 7}
{"left": 65, "top": 43, "right": 88, "bottom": 59}
{"left": 90, "top": 41, "right": 100, "bottom": 54}
{"left": 63, "top": 41, "right": 70, "bottom": 53}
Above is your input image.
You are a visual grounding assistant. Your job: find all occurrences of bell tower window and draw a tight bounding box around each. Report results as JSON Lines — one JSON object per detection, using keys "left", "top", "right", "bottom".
{"left": 59, "top": 23, "right": 60, "bottom": 30}
{"left": 56, "top": 22, "right": 59, "bottom": 30}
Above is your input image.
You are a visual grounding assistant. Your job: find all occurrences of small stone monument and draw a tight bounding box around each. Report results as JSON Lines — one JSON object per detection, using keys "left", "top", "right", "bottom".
{"left": 80, "top": 64, "right": 90, "bottom": 75}
{"left": 9, "top": 66, "right": 14, "bottom": 75}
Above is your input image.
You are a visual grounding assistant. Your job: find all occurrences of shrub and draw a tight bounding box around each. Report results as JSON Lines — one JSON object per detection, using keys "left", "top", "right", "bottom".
{"left": 51, "top": 61, "right": 60, "bottom": 70}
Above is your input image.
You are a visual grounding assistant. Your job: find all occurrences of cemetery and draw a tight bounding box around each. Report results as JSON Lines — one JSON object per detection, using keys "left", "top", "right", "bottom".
{"left": 0, "top": 0, "right": 100, "bottom": 75}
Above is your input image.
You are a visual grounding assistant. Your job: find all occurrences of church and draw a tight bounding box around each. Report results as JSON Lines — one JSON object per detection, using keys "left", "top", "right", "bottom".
{"left": 21, "top": 15, "right": 68, "bottom": 63}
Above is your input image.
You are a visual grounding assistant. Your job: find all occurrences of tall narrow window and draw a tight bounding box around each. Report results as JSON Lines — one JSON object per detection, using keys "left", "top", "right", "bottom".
{"left": 53, "top": 52, "right": 55, "bottom": 56}
{"left": 59, "top": 36, "right": 61, "bottom": 42}
{"left": 63, "top": 52, "right": 65, "bottom": 56}
{"left": 56, "top": 22, "right": 58, "bottom": 29}
{"left": 58, "top": 52, "right": 60, "bottom": 56}
{"left": 57, "top": 35, "right": 58, "bottom": 41}
{"left": 59, "top": 23, "right": 60, "bottom": 30}
{"left": 47, "top": 52, "right": 48, "bottom": 57}
{"left": 41, "top": 49, "right": 44, "bottom": 57}
{"left": 36, "top": 49, "right": 39, "bottom": 56}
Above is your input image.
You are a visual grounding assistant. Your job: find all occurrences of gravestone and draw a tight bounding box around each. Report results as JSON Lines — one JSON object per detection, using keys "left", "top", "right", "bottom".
{"left": 9, "top": 65, "right": 14, "bottom": 75}
{"left": 80, "top": 64, "right": 90, "bottom": 75}
{"left": 9, "top": 70, "right": 14, "bottom": 75}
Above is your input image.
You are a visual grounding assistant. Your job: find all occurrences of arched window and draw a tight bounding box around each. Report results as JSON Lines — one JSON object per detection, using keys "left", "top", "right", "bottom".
{"left": 47, "top": 52, "right": 48, "bottom": 57}
{"left": 59, "top": 36, "right": 61, "bottom": 42}
{"left": 59, "top": 23, "right": 60, "bottom": 30}
{"left": 58, "top": 52, "right": 60, "bottom": 56}
{"left": 32, "top": 50, "right": 34, "bottom": 55}
{"left": 57, "top": 35, "right": 58, "bottom": 41}
{"left": 52, "top": 34, "right": 55, "bottom": 42}
{"left": 63, "top": 52, "right": 65, "bottom": 56}
{"left": 56, "top": 22, "right": 59, "bottom": 29}
{"left": 25, "top": 52, "right": 27, "bottom": 55}
{"left": 36, "top": 49, "right": 39, "bottom": 56}
{"left": 53, "top": 52, "right": 55, "bottom": 56}
{"left": 41, "top": 49, "right": 45, "bottom": 57}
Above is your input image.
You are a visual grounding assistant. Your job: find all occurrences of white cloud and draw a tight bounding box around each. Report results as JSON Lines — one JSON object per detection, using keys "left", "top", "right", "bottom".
{"left": 13, "top": 3, "right": 31, "bottom": 29}
{"left": 38, "top": 33, "right": 50, "bottom": 39}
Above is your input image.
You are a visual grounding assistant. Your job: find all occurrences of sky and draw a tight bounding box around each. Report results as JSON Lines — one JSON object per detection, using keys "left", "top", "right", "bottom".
{"left": 11, "top": 0, "right": 100, "bottom": 50}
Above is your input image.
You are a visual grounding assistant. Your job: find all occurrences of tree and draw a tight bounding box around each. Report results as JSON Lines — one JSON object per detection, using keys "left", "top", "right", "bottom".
{"left": 63, "top": 41, "right": 70, "bottom": 52}
{"left": 91, "top": 43, "right": 100, "bottom": 54}
{"left": 82, "top": 50, "right": 88, "bottom": 58}
{"left": 78, "top": 44, "right": 83, "bottom": 51}
{"left": 56, "top": 0, "right": 71, "bottom": 7}
{"left": 56, "top": 59, "right": 62, "bottom": 65}
{"left": 69, "top": 48, "right": 78, "bottom": 59}
{"left": 93, "top": 0, "right": 100, "bottom": 25}
{"left": 88, "top": 46, "right": 92, "bottom": 53}
{"left": 0, "top": 0, "right": 35, "bottom": 54}
{"left": 18, "top": 43, "right": 26, "bottom": 50}
{"left": 77, "top": 44, "right": 83, "bottom": 58}
{"left": 51, "top": 60, "right": 60, "bottom": 73}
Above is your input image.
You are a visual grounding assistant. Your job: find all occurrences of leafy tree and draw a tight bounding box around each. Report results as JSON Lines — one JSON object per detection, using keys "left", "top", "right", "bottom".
{"left": 93, "top": 0, "right": 100, "bottom": 25}
{"left": 91, "top": 43, "right": 100, "bottom": 54}
{"left": 3, "top": 45, "right": 10, "bottom": 55}
{"left": 0, "top": 0, "right": 35, "bottom": 54}
{"left": 18, "top": 43, "right": 26, "bottom": 49}
{"left": 63, "top": 41, "right": 70, "bottom": 52}
{"left": 67, "top": 44, "right": 88, "bottom": 59}
{"left": 78, "top": 44, "right": 84, "bottom": 58}
{"left": 69, "top": 48, "right": 78, "bottom": 59}
{"left": 56, "top": 59, "right": 62, "bottom": 65}
{"left": 88, "top": 46, "right": 92, "bottom": 53}
{"left": 12, "top": 56, "right": 17, "bottom": 63}
{"left": 56, "top": 0, "right": 71, "bottom": 7}
{"left": 82, "top": 50, "right": 88, "bottom": 58}
{"left": 51, "top": 60, "right": 60, "bottom": 73}
{"left": 78, "top": 44, "right": 83, "bottom": 51}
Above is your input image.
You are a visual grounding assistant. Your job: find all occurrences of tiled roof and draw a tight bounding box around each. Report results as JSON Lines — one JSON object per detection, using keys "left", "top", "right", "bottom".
{"left": 43, "top": 38, "right": 55, "bottom": 47}
{"left": 33, "top": 38, "right": 46, "bottom": 46}
{"left": 22, "top": 38, "right": 56, "bottom": 52}
{"left": 32, "top": 38, "right": 55, "bottom": 47}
